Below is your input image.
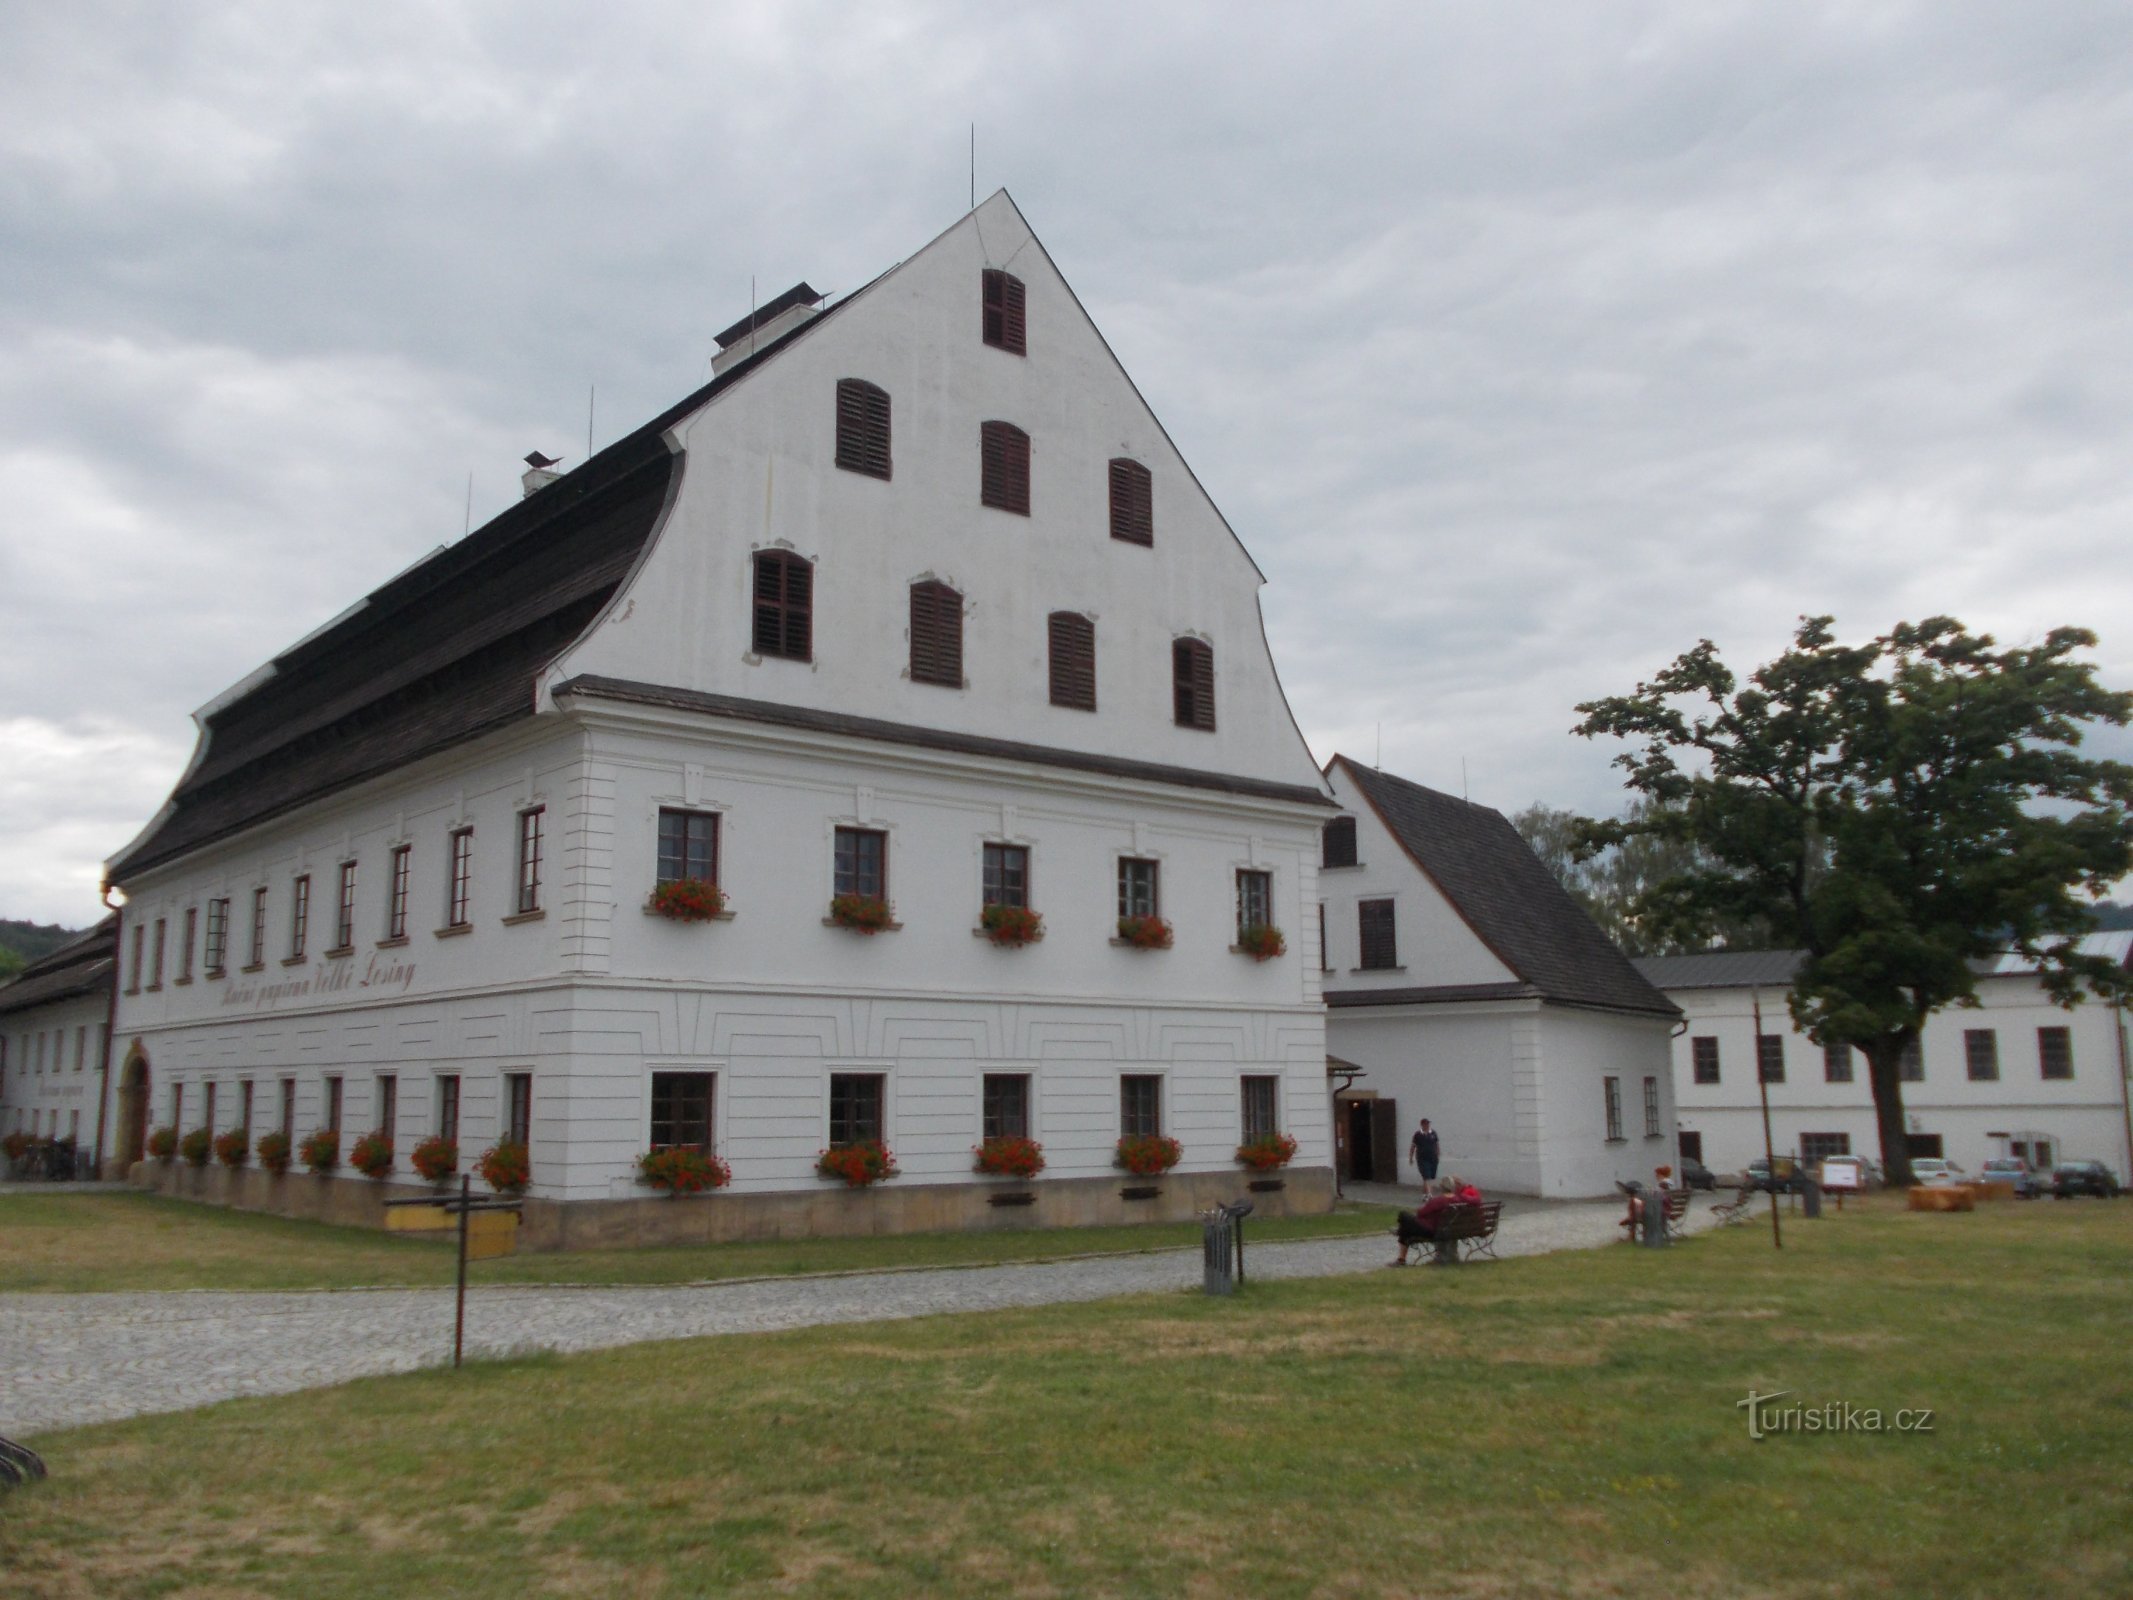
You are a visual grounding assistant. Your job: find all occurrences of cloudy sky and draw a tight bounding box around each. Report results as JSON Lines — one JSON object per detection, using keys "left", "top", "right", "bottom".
{"left": 5, "top": 1, "right": 2131, "bottom": 926}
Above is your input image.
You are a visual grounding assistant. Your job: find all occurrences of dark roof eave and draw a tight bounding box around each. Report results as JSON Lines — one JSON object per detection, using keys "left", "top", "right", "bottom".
{"left": 1324, "top": 981, "right": 1678, "bottom": 1020}
{"left": 553, "top": 675, "right": 1337, "bottom": 810}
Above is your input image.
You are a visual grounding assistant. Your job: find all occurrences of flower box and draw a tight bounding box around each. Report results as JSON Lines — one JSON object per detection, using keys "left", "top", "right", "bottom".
{"left": 410, "top": 1136, "right": 458, "bottom": 1184}
{"left": 146, "top": 1126, "right": 178, "bottom": 1163}
{"left": 179, "top": 1128, "right": 214, "bottom": 1168}
{"left": 256, "top": 1130, "right": 291, "bottom": 1175}
{"left": 978, "top": 904, "right": 1044, "bottom": 948}
{"left": 1114, "top": 914, "right": 1173, "bottom": 950}
{"left": 1, "top": 1132, "right": 28, "bottom": 1165}
{"left": 1234, "top": 923, "right": 1286, "bottom": 962}
{"left": 638, "top": 1146, "right": 733, "bottom": 1195}
{"left": 349, "top": 1131, "right": 394, "bottom": 1179}
{"left": 647, "top": 877, "right": 728, "bottom": 922}
{"left": 973, "top": 1135, "right": 1046, "bottom": 1180}
{"left": 1235, "top": 1132, "right": 1298, "bottom": 1172}
{"left": 1115, "top": 1134, "right": 1182, "bottom": 1176}
{"left": 817, "top": 1140, "right": 900, "bottom": 1187}
{"left": 479, "top": 1140, "right": 530, "bottom": 1195}
{"left": 214, "top": 1130, "right": 251, "bottom": 1170}
{"left": 827, "top": 894, "right": 895, "bottom": 934}
{"left": 299, "top": 1129, "right": 340, "bottom": 1174}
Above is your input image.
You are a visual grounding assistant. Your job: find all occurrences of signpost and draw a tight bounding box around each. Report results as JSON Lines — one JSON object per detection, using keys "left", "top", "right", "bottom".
{"left": 384, "top": 1175, "right": 523, "bottom": 1368}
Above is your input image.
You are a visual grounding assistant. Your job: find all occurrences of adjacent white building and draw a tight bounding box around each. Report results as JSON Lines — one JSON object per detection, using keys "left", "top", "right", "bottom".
{"left": 1637, "top": 938, "right": 2133, "bottom": 1178}
{"left": 0, "top": 920, "right": 115, "bottom": 1156}
{"left": 98, "top": 193, "right": 1341, "bottom": 1245}
{"left": 1318, "top": 757, "right": 1681, "bottom": 1197}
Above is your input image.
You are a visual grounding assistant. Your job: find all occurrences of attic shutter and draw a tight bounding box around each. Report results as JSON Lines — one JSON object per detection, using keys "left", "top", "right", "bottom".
{"left": 1109, "top": 458, "right": 1153, "bottom": 546}
{"left": 752, "top": 550, "right": 812, "bottom": 660}
{"left": 1047, "top": 611, "right": 1096, "bottom": 710}
{"left": 1171, "top": 638, "right": 1215, "bottom": 730}
{"left": 1358, "top": 898, "right": 1397, "bottom": 970}
{"left": 908, "top": 580, "right": 963, "bottom": 687}
{"left": 1322, "top": 816, "right": 1357, "bottom": 869}
{"left": 981, "top": 421, "right": 1030, "bottom": 515}
{"left": 982, "top": 269, "right": 1026, "bottom": 354}
{"left": 835, "top": 379, "right": 891, "bottom": 479}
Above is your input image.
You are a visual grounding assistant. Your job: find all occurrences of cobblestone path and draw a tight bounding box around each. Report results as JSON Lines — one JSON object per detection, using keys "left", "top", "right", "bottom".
{"left": 1, "top": 1195, "right": 1711, "bottom": 1438}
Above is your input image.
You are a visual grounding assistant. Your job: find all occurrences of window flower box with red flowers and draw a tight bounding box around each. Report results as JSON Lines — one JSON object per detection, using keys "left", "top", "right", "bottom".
{"left": 256, "top": 1130, "right": 291, "bottom": 1175}
{"left": 816, "top": 1140, "right": 900, "bottom": 1187}
{"left": 638, "top": 1146, "right": 733, "bottom": 1195}
{"left": 299, "top": 1129, "right": 340, "bottom": 1174}
{"left": 827, "top": 894, "right": 896, "bottom": 934}
{"left": 411, "top": 1136, "right": 458, "bottom": 1184}
{"left": 978, "top": 903, "right": 1044, "bottom": 948}
{"left": 1115, "top": 1134, "right": 1183, "bottom": 1176}
{"left": 1234, "top": 924, "right": 1286, "bottom": 962}
{"left": 146, "top": 1126, "right": 178, "bottom": 1163}
{"left": 2, "top": 1131, "right": 29, "bottom": 1167}
{"left": 973, "top": 1135, "right": 1046, "bottom": 1180}
{"left": 1235, "top": 1132, "right": 1298, "bottom": 1172}
{"left": 647, "top": 878, "right": 730, "bottom": 923}
{"left": 349, "top": 1131, "right": 394, "bottom": 1179}
{"left": 179, "top": 1127, "right": 213, "bottom": 1168}
{"left": 214, "top": 1130, "right": 251, "bottom": 1170}
{"left": 1114, "top": 914, "right": 1173, "bottom": 951}
{"left": 479, "top": 1140, "right": 530, "bottom": 1195}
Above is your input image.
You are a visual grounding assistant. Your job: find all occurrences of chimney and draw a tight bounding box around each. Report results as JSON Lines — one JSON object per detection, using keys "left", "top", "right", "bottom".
{"left": 711, "top": 281, "right": 824, "bottom": 375}
{"left": 520, "top": 451, "right": 563, "bottom": 499}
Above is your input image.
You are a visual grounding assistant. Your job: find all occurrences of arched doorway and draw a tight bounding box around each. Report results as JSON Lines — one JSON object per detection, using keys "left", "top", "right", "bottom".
{"left": 115, "top": 1044, "right": 151, "bottom": 1173}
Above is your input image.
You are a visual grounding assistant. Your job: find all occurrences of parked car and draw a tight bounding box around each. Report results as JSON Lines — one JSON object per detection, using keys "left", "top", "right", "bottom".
{"left": 1908, "top": 1158, "right": 1967, "bottom": 1186}
{"left": 1677, "top": 1157, "right": 1718, "bottom": 1192}
{"left": 1978, "top": 1157, "right": 2043, "bottom": 1198}
{"left": 1746, "top": 1157, "right": 1812, "bottom": 1194}
{"left": 2051, "top": 1160, "right": 2122, "bottom": 1199}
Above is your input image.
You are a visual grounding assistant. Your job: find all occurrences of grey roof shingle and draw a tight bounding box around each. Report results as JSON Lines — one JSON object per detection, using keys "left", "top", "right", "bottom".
{"left": 1630, "top": 950, "right": 1808, "bottom": 991}
{"left": 1326, "top": 757, "right": 1678, "bottom": 1019}
{"left": 0, "top": 916, "right": 116, "bottom": 1017}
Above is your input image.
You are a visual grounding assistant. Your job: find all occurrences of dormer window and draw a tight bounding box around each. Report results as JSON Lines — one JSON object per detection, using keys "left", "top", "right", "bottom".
{"left": 981, "top": 421, "right": 1030, "bottom": 515}
{"left": 1109, "top": 459, "right": 1152, "bottom": 546}
{"left": 982, "top": 269, "right": 1026, "bottom": 355}
{"left": 835, "top": 379, "right": 891, "bottom": 480}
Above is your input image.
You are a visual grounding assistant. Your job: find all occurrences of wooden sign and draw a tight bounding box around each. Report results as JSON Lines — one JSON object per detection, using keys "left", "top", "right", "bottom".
{"left": 465, "top": 1210, "right": 519, "bottom": 1259}
{"left": 385, "top": 1203, "right": 454, "bottom": 1233}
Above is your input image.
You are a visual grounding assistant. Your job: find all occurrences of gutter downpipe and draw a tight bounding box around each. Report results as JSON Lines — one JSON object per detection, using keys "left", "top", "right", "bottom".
{"left": 92, "top": 881, "right": 121, "bottom": 1178}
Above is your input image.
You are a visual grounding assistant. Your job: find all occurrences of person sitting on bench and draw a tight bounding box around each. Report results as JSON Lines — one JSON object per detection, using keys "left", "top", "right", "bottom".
{"left": 1390, "top": 1176, "right": 1483, "bottom": 1266}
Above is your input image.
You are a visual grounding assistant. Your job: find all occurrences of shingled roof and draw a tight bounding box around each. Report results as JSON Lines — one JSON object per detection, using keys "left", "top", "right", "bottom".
{"left": 106, "top": 289, "right": 861, "bottom": 884}
{"left": 0, "top": 916, "right": 116, "bottom": 1018}
{"left": 1631, "top": 949, "right": 1807, "bottom": 992}
{"left": 1327, "top": 757, "right": 1678, "bottom": 1019}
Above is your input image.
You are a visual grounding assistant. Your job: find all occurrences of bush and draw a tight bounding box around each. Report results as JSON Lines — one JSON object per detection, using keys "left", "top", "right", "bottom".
{"left": 816, "top": 1140, "right": 900, "bottom": 1187}
{"left": 638, "top": 1146, "right": 733, "bottom": 1194}
{"left": 410, "top": 1136, "right": 458, "bottom": 1183}
{"left": 1115, "top": 914, "right": 1174, "bottom": 950}
{"left": 1115, "top": 1134, "right": 1183, "bottom": 1176}
{"left": 647, "top": 878, "right": 727, "bottom": 922}
{"left": 973, "top": 1135, "right": 1046, "bottom": 1179}
{"left": 146, "top": 1125, "right": 178, "bottom": 1162}
{"left": 213, "top": 1130, "right": 250, "bottom": 1169}
{"left": 298, "top": 1129, "right": 340, "bottom": 1174}
{"left": 1236, "top": 923, "right": 1287, "bottom": 962}
{"left": 256, "top": 1130, "right": 292, "bottom": 1175}
{"left": 828, "top": 893, "right": 894, "bottom": 934}
{"left": 1235, "top": 1132, "right": 1299, "bottom": 1171}
{"left": 479, "top": 1140, "right": 530, "bottom": 1194}
{"left": 348, "top": 1131, "right": 394, "bottom": 1179}
{"left": 979, "top": 903, "right": 1045, "bottom": 947}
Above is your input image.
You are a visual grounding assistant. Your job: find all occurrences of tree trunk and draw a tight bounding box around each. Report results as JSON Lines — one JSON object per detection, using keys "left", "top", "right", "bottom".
{"left": 1863, "top": 1035, "right": 1915, "bottom": 1188}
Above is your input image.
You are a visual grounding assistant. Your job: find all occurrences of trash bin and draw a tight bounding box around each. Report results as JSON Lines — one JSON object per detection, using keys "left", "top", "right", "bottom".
{"left": 1800, "top": 1179, "right": 1822, "bottom": 1219}
{"left": 1640, "top": 1189, "right": 1669, "bottom": 1248}
{"left": 1202, "top": 1207, "right": 1237, "bottom": 1295}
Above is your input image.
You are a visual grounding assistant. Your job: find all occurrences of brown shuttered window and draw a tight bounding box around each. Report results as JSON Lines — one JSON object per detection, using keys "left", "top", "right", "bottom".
{"left": 1109, "top": 458, "right": 1153, "bottom": 546}
{"left": 1172, "top": 638, "right": 1215, "bottom": 730}
{"left": 908, "top": 580, "right": 963, "bottom": 687}
{"left": 1322, "top": 816, "right": 1358, "bottom": 869}
{"left": 982, "top": 268, "right": 1026, "bottom": 354}
{"left": 752, "top": 550, "right": 813, "bottom": 660}
{"left": 834, "top": 379, "right": 891, "bottom": 479}
{"left": 981, "top": 421, "right": 1030, "bottom": 515}
{"left": 1048, "top": 612, "right": 1096, "bottom": 710}
{"left": 1358, "top": 898, "right": 1397, "bottom": 970}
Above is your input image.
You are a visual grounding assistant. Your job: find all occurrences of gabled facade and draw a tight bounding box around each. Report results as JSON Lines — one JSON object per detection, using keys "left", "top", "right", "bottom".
{"left": 1318, "top": 757, "right": 1680, "bottom": 1197}
{"left": 1638, "top": 938, "right": 2133, "bottom": 1178}
{"left": 101, "top": 194, "right": 1338, "bottom": 1245}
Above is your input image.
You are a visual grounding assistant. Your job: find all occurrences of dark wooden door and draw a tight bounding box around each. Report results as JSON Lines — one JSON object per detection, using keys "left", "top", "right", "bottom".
{"left": 1345, "top": 1101, "right": 1375, "bottom": 1181}
{"left": 1370, "top": 1100, "right": 1399, "bottom": 1184}
{"left": 1678, "top": 1131, "right": 1703, "bottom": 1163}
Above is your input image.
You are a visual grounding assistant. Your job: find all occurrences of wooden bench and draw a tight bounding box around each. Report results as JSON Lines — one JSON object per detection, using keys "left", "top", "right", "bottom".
{"left": 1711, "top": 1187, "right": 1756, "bottom": 1226}
{"left": 1394, "top": 1200, "right": 1503, "bottom": 1265}
{"left": 1661, "top": 1188, "right": 1692, "bottom": 1241}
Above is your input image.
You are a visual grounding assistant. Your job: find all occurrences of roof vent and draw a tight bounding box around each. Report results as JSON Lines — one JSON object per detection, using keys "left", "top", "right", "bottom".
{"left": 521, "top": 450, "right": 563, "bottom": 498}
{"left": 712, "top": 281, "right": 823, "bottom": 374}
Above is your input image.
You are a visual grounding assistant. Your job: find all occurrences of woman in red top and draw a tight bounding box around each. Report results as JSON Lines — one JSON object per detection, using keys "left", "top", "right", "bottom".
{"left": 1390, "top": 1177, "right": 1484, "bottom": 1266}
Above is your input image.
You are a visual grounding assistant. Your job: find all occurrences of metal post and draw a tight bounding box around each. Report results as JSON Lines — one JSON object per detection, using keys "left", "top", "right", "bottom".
{"left": 454, "top": 1174, "right": 470, "bottom": 1368}
{"left": 1234, "top": 1210, "right": 1246, "bottom": 1285}
{"left": 1752, "top": 991, "right": 1783, "bottom": 1250}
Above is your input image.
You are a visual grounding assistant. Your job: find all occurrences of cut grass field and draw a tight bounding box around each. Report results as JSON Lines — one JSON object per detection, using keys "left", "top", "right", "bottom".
{"left": 0, "top": 1190, "right": 1396, "bottom": 1293}
{"left": 5, "top": 1195, "right": 2129, "bottom": 1598}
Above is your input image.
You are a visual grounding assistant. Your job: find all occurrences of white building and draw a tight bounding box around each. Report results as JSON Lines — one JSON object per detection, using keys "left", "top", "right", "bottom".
{"left": 99, "top": 193, "right": 1341, "bottom": 1246}
{"left": 1637, "top": 938, "right": 2133, "bottom": 1178}
{"left": 1318, "top": 757, "right": 1681, "bottom": 1197}
{"left": 0, "top": 920, "right": 115, "bottom": 1159}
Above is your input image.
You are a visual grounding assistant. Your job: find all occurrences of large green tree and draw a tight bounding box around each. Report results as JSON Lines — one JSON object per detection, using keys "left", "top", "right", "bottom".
{"left": 1573, "top": 616, "right": 2133, "bottom": 1184}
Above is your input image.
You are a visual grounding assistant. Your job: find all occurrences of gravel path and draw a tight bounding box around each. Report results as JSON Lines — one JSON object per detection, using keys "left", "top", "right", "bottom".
{"left": 0, "top": 1195, "right": 1716, "bottom": 1439}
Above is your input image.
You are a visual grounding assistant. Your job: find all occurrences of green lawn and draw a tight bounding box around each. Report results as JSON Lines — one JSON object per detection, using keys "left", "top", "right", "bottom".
{"left": 5, "top": 1196, "right": 2129, "bottom": 1598}
{"left": 0, "top": 1190, "right": 1395, "bottom": 1293}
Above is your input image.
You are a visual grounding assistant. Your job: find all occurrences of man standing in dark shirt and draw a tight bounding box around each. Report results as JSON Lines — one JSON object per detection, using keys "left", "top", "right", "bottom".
{"left": 1410, "top": 1118, "right": 1440, "bottom": 1183}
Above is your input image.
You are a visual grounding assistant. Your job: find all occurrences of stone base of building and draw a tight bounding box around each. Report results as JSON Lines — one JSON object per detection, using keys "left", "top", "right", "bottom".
{"left": 127, "top": 1161, "right": 1337, "bottom": 1251}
